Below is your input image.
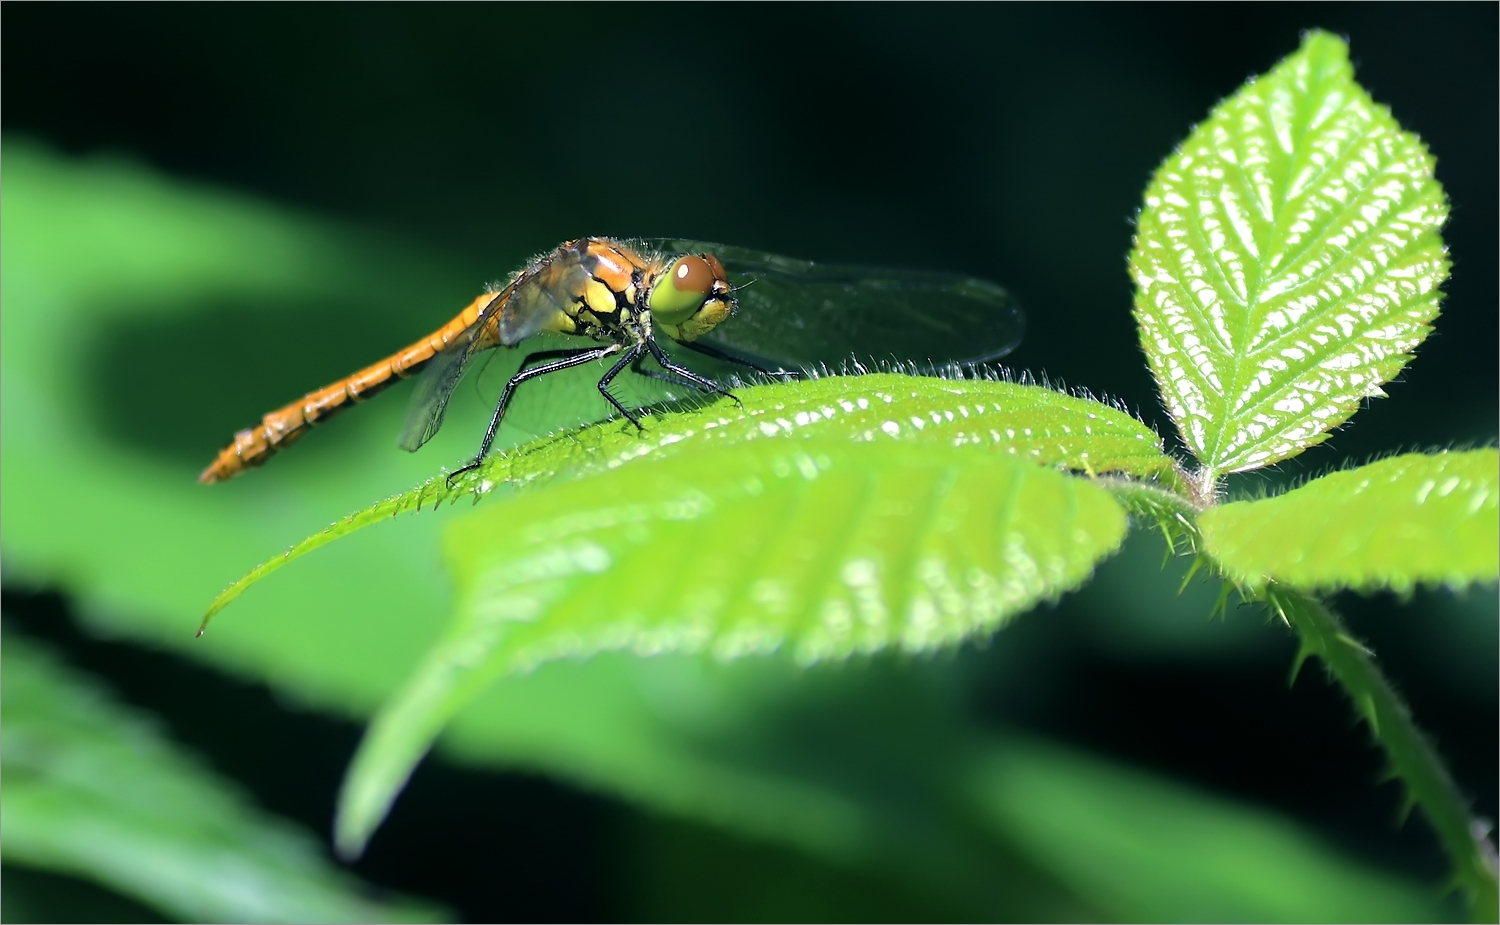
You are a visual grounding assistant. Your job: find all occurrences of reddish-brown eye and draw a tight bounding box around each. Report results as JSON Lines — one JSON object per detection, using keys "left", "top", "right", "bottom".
{"left": 703, "top": 253, "right": 727, "bottom": 282}
{"left": 672, "top": 255, "right": 714, "bottom": 296}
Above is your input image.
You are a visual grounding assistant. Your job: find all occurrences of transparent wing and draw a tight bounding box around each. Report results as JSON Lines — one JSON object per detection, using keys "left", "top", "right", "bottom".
{"left": 397, "top": 301, "right": 504, "bottom": 452}
{"left": 645, "top": 239, "right": 1024, "bottom": 372}
{"left": 496, "top": 250, "right": 592, "bottom": 345}
{"left": 400, "top": 241, "right": 616, "bottom": 451}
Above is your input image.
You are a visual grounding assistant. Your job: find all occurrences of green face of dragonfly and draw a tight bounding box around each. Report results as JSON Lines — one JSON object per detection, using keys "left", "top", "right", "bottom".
{"left": 649, "top": 253, "right": 734, "bottom": 341}
{"left": 650, "top": 255, "right": 715, "bottom": 325}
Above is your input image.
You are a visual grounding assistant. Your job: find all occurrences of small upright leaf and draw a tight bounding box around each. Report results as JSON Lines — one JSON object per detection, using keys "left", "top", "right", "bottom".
{"left": 1200, "top": 449, "right": 1499, "bottom": 592}
{"left": 335, "top": 439, "right": 1129, "bottom": 857}
{"left": 1131, "top": 31, "right": 1449, "bottom": 478}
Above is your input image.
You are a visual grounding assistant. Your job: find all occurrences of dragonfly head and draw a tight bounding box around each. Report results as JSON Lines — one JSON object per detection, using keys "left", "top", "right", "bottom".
{"left": 649, "top": 253, "right": 735, "bottom": 342}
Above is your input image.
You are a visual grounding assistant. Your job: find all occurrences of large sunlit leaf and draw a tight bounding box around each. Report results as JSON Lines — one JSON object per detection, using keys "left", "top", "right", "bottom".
{"left": 1130, "top": 31, "right": 1448, "bottom": 479}
{"left": 1201, "top": 449, "right": 1499, "bottom": 593}
{"left": 450, "top": 441, "right": 1128, "bottom": 666}
{"left": 202, "top": 374, "right": 1175, "bottom": 628}
{"left": 335, "top": 441, "right": 1129, "bottom": 856}
{"left": 1, "top": 630, "right": 443, "bottom": 924}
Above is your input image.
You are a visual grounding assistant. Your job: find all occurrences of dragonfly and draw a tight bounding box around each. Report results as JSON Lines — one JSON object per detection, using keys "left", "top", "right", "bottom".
{"left": 198, "top": 237, "right": 1024, "bottom": 484}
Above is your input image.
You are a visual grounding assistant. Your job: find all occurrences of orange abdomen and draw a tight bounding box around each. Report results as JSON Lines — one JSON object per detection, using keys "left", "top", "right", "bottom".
{"left": 198, "top": 291, "right": 500, "bottom": 483}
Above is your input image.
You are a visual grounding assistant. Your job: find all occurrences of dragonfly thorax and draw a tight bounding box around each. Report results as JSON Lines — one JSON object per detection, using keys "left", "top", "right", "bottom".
{"left": 536, "top": 239, "right": 734, "bottom": 348}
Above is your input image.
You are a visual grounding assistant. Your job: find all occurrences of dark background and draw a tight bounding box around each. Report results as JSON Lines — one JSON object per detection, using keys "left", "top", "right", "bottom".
{"left": 4, "top": 4, "right": 1495, "bottom": 920}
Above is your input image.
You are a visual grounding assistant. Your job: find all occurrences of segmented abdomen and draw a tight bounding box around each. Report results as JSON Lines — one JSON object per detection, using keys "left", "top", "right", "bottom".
{"left": 198, "top": 290, "right": 500, "bottom": 483}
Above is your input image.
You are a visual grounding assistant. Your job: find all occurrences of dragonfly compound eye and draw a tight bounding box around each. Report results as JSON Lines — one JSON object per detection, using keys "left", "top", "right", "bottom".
{"left": 650, "top": 255, "right": 718, "bottom": 325}
{"left": 651, "top": 255, "right": 715, "bottom": 323}
{"left": 650, "top": 253, "right": 735, "bottom": 342}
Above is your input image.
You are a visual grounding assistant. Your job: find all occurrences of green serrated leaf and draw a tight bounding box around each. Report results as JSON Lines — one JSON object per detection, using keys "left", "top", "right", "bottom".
{"left": 1, "top": 630, "right": 443, "bottom": 923}
{"left": 446, "top": 440, "right": 1128, "bottom": 666}
{"left": 1201, "top": 449, "right": 1499, "bottom": 592}
{"left": 1131, "top": 31, "right": 1449, "bottom": 481}
{"left": 202, "top": 374, "right": 1172, "bottom": 629}
{"left": 334, "top": 440, "right": 1129, "bottom": 856}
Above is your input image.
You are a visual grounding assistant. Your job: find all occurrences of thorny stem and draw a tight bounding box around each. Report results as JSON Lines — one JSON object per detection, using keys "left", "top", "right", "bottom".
{"left": 1100, "top": 477, "right": 1203, "bottom": 556}
{"left": 1107, "top": 468, "right": 1497, "bottom": 917}
{"left": 1267, "top": 586, "right": 1499, "bottom": 920}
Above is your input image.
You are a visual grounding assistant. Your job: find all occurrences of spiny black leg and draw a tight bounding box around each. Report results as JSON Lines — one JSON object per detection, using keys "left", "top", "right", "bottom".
{"left": 447, "top": 345, "right": 618, "bottom": 487}
{"left": 630, "top": 353, "right": 727, "bottom": 395}
{"left": 677, "top": 338, "right": 802, "bottom": 381}
{"left": 596, "top": 343, "right": 647, "bottom": 428}
{"left": 646, "top": 335, "right": 740, "bottom": 406}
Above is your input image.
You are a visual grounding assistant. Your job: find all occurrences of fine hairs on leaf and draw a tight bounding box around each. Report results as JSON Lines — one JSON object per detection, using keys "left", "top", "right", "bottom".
{"left": 192, "top": 30, "right": 1496, "bottom": 914}
{"left": 1130, "top": 30, "right": 1449, "bottom": 490}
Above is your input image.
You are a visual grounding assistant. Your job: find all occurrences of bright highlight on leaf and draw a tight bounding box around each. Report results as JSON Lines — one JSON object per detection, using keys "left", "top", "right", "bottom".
{"left": 447, "top": 442, "right": 1127, "bottom": 666}
{"left": 1201, "top": 449, "right": 1499, "bottom": 592}
{"left": 1131, "top": 31, "right": 1449, "bottom": 481}
{"left": 334, "top": 440, "right": 1129, "bottom": 857}
{"left": 200, "top": 375, "right": 1170, "bottom": 631}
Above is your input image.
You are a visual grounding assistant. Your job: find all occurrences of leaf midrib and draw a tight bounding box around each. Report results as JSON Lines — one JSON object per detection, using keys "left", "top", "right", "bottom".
{"left": 1208, "top": 67, "right": 1324, "bottom": 471}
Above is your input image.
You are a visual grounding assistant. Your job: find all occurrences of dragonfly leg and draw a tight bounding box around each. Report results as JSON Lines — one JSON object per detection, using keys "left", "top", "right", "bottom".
{"left": 447, "top": 345, "right": 619, "bottom": 487}
{"left": 596, "top": 343, "right": 649, "bottom": 428}
{"left": 677, "top": 339, "right": 802, "bottom": 382}
{"left": 628, "top": 360, "right": 709, "bottom": 393}
{"left": 645, "top": 336, "right": 741, "bottom": 407}
{"left": 629, "top": 349, "right": 715, "bottom": 393}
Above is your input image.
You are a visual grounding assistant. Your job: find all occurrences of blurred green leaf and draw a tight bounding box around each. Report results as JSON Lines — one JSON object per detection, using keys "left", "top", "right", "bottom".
{"left": 1202, "top": 450, "right": 1499, "bottom": 592}
{"left": 2, "top": 864, "right": 169, "bottom": 925}
{"left": 1, "top": 629, "right": 444, "bottom": 923}
{"left": 619, "top": 815, "right": 990, "bottom": 923}
{"left": 337, "top": 443, "right": 1130, "bottom": 855}
{"left": 966, "top": 735, "right": 1447, "bottom": 922}
{"left": 0, "top": 138, "right": 483, "bottom": 715}
{"left": 204, "top": 373, "right": 1176, "bottom": 628}
{"left": 1130, "top": 31, "right": 1449, "bottom": 480}
{"left": 414, "top": 652, "right": 1446, "bottom": 922}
